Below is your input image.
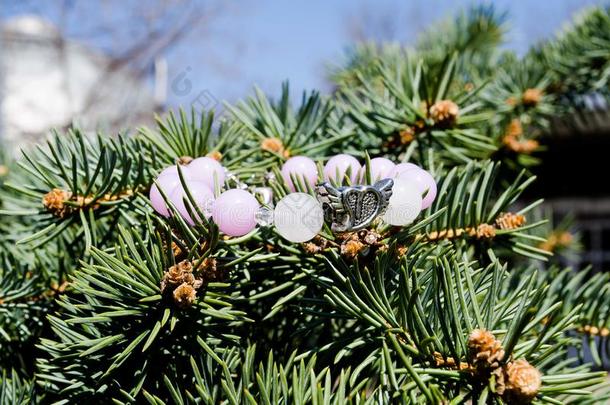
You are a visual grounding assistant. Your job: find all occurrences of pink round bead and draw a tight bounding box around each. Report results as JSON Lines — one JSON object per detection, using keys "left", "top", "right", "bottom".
{"left": 323, "top": 154, "right": 361, "bottom": 184}
{"left": 396, "top": 169, "right": 437, "bottom": 209}
{"left": 212, "top": 189, "right": 259, "bottom": 236}
{"left": 389, "top": 163, "right": 421, "bottom": 179}
{"left": 368, "top": 157, "right": 396, "bottom": 182}
{"left": 150, "top": 166, "right": 193, "bottom": 217}
{"left": 169, "top": 181, "right": 214, "bottom": 226}
{"left": 158, "top": 165, "right": 192, "bottom": 179}
{"left": 281, "top": 156, "right": 318, "bottom": 191}
{"left": 188, "top": 157, "right": 225, "bottom": 188}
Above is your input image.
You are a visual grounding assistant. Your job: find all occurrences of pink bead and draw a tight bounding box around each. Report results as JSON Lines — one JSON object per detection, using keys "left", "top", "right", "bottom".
{"left": 396, "top": 169, "right": 437, "bottom": 209}
{"left": 212, "top": 189, "right": 259, "bottom": 236}
{"left": 389, "top": 163, "right": 420, "bottom": 179}
{"left": 188, "top": 157, "right": 225, "bottom": 188}
{"left": 169, "top": 181, "right": 214, "bottom": 226}
{"left": 368, "top": 157, "right": 396, "bottom": 182}
{"left": 281, "top": 156, "right": 319, "bottom": 191}
{"left": 150, "top": 167, "right": 192, "bottom": 217}
{"left": 323, "top": 154, "right": 361, "bottom": 184}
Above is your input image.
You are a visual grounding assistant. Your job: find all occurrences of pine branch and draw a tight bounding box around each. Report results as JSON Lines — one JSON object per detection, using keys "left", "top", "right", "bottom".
{"left": 37, "top": 220, "right": 248, "bottom": 401}
{"left": 0, "top": 130, "right": 153, "bottom": 254}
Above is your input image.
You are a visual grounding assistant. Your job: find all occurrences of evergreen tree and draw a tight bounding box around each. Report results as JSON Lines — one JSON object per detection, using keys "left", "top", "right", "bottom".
{"left": 1, "top": 5, "right": 609, "bottom": 404}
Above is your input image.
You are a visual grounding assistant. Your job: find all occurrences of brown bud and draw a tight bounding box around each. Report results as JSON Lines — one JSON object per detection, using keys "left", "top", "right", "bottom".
{"left": 492, "top": 366, "right": 507, "bottom": 394}
{"left": 429, "top": 100, "right": 459, "bottom": 125}
{"left": 503, "top": 359, "right": 542, "bottom": 402}
{"left": 399, "top": 127, "right": 415, "bottom": 144}
{"left": 170, "top": 241, "right": 183, "bottom": 258}
{"left": 201, "top": 257, "right": 223, "bottom": 283}
{"left": 468, "top": 329, "right": 505, "bottom": 371}
{"left": 42, "top": 189, "right": 73, "bottom": 217}
{"left": 261, "top": 137, "right": 285, "bottom": 154}
{"left": 177, "top": 156, "right": 193, "bottom": 165}
{"left": 557, "top": 231, "right": 573, "bottom": 246}
{"left": 505, "top": 119, "right": 523, "bottom": 139}
{"left": 303, "top": 236, "right": 328, "bottom": 254}
{"left": 396, "top": 245, "right": 409, "bottom": 258}
{"left": 341, "top": 239, "right": 365, "bottom": 259}
{"left": 303, "top": 242, "right": 322, "bottom": 254}
{"left": 496, "top": 212, "right": 526, "bottom": 230}
{"left": 471, "top": 224, "right": 496, "bottom": 239}
{"left": 362, "top": 230, "right": 382, "bottom": 246}
{"left": 173, "top": 283, "right": 197, "bottom": 308}
{"left": 207, "top": 150, "right": 223, "bottom": 161}
{"left": 522, "top": 88, "right": 543, "bottom": 107}
{"left": 161, "top": 260, "right": 194, "bottom": 292}
{"left": 518, "top": 139, "right": 540, "bottom": 154}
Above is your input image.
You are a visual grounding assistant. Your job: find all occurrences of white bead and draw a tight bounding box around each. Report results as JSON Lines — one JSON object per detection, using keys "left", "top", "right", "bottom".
{"left": 382, "top": 177, "right": 422, "bottom": 226}
{"left": 274, "top": 193, "right": 324, "bottom": 242}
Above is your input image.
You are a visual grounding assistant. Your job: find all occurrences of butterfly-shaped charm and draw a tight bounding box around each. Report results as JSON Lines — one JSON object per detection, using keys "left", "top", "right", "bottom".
{"left": 316, "top": 179, "right": 393, "bottom": 232}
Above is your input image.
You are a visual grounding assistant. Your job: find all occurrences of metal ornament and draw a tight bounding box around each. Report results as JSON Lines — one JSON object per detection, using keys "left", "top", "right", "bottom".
{"left": 316, "top": 178, "right": 394, "bottom": 232}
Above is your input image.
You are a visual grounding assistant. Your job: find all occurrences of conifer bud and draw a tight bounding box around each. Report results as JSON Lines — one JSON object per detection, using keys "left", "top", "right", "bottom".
{"left": 177, "top": 156, "right": 194, "bottom": 165}
{"left": 362, "top": 230, "right": 381, "bottom": 246}
{"left": 302, "top": 236, "right": 328, "bottom": 254}
{"left": 303, "top": 242, "right": 322, "bottom": 254}
{"left": 472, "top": 224, "right": 496, "bottom": 239}
{"left": 496, "top": 212, "right": 526, "bottom": 230}
{"left": 505, "top": 119, "right": 523, "bottom": 138}
{"left": 503, "top": 359, "right": 542, "bottom": 402}
{"left": 341, "top": 239, "right": 365, "bottom": 259}
{"left": 201, "top": 257, "right": 223, "bottom": 282}
{"left": 43, "top": 188, "right": 73, "bottom": 217}
{"left": 173, "top": 283, "right": 197, "bottom": 308}
{"left": 399, "top": 127, "right": 415, "bottom": 144}
{"left": 207, "top": 150, "right": 223, "bottom": 161}
{"left": 468, "top": 329, "right": 505, "bottom": 370}
{"left": 522, "top": 88, "right": 543, "bottom": 107}
{"left": 261, "top": 137, "right": 290, "bottom": 157}
{"left": 429, "top": 100, "right": 459, "bottom": 126}
{"left": 161, "top": 260, "right": 202, "bottom": 292}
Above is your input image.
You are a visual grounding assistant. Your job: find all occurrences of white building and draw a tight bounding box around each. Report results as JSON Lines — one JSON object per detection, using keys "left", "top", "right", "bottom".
{"left": 0, "top": 15, "right": 159, "bottom": 155}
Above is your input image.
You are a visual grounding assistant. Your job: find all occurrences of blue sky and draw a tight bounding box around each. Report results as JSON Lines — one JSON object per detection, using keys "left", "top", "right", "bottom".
{"left": 2, "top": 0, "right": 607, "bottom": 108}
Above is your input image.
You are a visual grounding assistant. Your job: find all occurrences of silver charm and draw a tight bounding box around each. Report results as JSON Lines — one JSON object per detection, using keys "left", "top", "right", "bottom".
{"left": 316, "top": 178, "right": 393, "bottom": 232}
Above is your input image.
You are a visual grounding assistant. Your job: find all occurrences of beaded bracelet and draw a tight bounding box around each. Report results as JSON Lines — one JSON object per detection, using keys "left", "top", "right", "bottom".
{"left": 149, "top": 154, "right": 436, "bottom": 243}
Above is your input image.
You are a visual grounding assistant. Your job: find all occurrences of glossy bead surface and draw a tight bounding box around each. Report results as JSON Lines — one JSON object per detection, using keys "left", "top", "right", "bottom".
{"left": 169, "top": 181, "right": 214, "bottom": 226}
{"left": 281, "top": 156, "right": 318, "bottom": 191}
{"left": 212, "top": 189, "right": 259, "bottom": 236}
{"left": 150, "top": 173, "right": 183, "bottom": 217}
{"left": 388, "top": 162, "right": 420, "bottom": 179}
{"left": 159, "top": 165, "right": 192, "bottom": 179}
{"left": 323, "top": 154, "right": 360, "bottom": 184}
{"left": 396, "top": 169, "right": 437, "bottom": 209}
{"left": 382, "top": 177, "right": 422, "bottom": 226}
{"left": 188, "top": 157, "right": 225, "bottom": 188}
{"left": 274, "top": 193, "right": 324, "bottom": 242}
{"left": 368, "top": 157, "right": 396, "bottom": 182}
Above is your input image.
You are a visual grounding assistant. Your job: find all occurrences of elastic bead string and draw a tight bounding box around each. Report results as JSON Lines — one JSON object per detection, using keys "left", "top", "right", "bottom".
{"left": 150, "top": 154, "right": 437, "bottom": 241}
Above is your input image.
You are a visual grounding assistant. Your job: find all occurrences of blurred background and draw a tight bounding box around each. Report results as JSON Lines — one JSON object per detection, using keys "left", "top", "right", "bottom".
{"left": 0, "top": 0, "right": 609, "bottom": 272}
{"left": 0, "top": 0, "right": 604, "bottom": 150}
